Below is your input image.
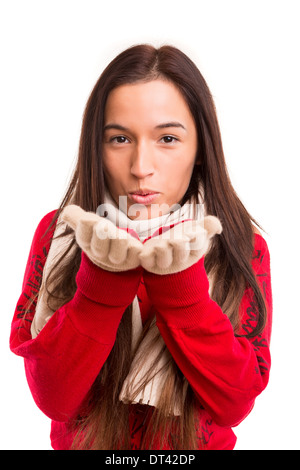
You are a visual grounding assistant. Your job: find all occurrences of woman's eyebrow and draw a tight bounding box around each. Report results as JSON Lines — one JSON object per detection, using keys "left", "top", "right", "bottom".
{"left": 103, "top": 122, "right": 187, "bottom": 132}
{"left": 155, "top": 121, "right": 186, "bottom": 131}
{"left": 103, "top": 123, "right": 129, "bottom": 132}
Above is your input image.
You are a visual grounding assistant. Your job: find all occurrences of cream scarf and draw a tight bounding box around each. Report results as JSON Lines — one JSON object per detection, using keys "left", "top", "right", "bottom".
{"left": 31, "top": 190, "right": 212, "bottom": 415}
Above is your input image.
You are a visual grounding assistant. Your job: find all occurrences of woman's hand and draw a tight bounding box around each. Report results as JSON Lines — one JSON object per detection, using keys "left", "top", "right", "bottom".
{"left": 62, "top": 205, "right": 222, "bottom": 274}
{"left": 61, "top": 205, "right": 143, "bottom": 272}
{"left": 140, "top": 216, "right": 222, "bottom": 274}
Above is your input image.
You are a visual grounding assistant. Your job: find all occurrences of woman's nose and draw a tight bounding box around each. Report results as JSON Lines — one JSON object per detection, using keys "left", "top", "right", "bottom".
{"left": 130, "top": 142, "right": 155, "bottom": 179}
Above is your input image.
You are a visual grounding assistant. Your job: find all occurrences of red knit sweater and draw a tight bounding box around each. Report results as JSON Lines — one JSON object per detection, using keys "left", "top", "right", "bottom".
{"left": 10, "top": 210, "right": 272, "bottom": 450}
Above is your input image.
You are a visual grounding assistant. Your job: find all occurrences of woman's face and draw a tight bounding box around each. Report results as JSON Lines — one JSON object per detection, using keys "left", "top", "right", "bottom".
{"left": 102, "top": 79, "right": 199, "bottom": 220}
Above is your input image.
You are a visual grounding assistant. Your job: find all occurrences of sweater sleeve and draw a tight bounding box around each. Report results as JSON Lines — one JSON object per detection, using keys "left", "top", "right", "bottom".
{"left": 142, "top": 234, "right": 272, "bottom": 428}
{"left": 9, "top": 211, "right": 142, "bottom": 422}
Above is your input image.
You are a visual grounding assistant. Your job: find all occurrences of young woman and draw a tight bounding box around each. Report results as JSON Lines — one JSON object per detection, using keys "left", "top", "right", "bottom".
{"left": 10, "top": 44, "right": 272, "bottom": 450}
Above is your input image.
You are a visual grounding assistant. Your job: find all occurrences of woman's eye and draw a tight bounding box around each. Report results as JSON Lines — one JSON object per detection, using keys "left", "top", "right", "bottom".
{"left": 110, "top": 136, "right": 129, "bottom": 144}
{"left": 160, "top": 136, "right": 178, "bottom": 144}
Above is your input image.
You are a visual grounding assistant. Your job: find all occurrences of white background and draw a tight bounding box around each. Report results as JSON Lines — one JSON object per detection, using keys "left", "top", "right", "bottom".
{"left": 1, "top": 0, "right": 299, "bottom": 450}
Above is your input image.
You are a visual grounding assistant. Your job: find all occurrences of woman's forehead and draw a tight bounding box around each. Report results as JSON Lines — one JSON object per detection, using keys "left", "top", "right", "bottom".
{"left": 104, "top": 80, "right": 195, "bottom": 129}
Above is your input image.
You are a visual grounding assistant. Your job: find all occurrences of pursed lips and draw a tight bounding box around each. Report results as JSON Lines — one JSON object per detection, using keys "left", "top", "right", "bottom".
{"left": 128, "top": 190, "right": 160, "bottom": 205}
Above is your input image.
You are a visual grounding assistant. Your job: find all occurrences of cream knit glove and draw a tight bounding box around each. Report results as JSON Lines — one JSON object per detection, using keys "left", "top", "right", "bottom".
{"left": 140, "top": 216, "right": 222, "bottom": 275}
{"left": 61, "top": 205, "right": 222, "bottom": 274}
{"left": 61, "top": 205, "right": 143, "bottom": 272}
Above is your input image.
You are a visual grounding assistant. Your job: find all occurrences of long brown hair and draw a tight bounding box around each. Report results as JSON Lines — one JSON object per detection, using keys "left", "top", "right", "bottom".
{"left": 36, "top": 44, "right": 267, "bottom": 449}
